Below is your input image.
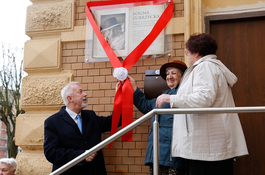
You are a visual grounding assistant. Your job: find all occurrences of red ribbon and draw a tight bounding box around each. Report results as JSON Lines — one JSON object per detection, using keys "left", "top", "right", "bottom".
{"left": 86, "top": 0, "right": 173, "bottom": 148}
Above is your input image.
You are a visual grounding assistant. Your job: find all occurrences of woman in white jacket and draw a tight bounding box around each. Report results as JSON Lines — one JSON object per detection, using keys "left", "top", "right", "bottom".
{"left": 156, "top": 33, "right": 248, "bottom": 175}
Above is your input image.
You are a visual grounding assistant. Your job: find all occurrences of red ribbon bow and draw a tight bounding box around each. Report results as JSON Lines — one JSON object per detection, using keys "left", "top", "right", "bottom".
{"left": 86, "top": 0, "right": 173, "bottom": 148}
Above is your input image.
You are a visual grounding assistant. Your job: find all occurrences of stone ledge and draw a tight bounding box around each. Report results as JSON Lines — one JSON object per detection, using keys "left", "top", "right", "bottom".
{"left": 61, "top": 26, "right": 90, "bottom": 42}
{"left": 165, "top": 17, "right": 185, "bottom": 35}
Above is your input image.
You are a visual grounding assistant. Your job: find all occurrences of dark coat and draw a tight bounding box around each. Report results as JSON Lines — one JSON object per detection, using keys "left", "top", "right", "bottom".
{"left": 44, "top": 106, "right": 112, "bottom": 175}
{"left": 133, "top": 86, "right": 188, "bottom": 170}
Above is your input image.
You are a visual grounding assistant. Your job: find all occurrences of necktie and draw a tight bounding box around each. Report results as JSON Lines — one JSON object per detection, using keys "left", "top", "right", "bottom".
{"left": 76, "top": 114, "right": 82, "bottom": 133}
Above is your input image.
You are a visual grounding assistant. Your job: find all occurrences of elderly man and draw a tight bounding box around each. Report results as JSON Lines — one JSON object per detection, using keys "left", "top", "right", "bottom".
{"left": 44, "top": 81, "right": 118, "bottom": 175}
{"left": 0, "top": 158, "right": 17, "bottom": 175}
{"left": 101, "top": 16, "right": 125, "bottom": 50}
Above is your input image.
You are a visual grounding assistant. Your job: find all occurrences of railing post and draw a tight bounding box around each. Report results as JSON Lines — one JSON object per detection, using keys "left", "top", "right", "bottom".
{"left": 153, "top": 114, "right": 159, "bottom": 175}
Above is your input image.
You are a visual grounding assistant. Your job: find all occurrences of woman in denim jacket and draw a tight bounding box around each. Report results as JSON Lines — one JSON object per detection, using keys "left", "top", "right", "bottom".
{"left": 129, "top": 60, "right": 188, "bottom": 175}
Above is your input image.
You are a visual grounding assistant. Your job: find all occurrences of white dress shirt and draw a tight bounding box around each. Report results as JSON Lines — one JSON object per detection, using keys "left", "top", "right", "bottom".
{"left": 65, "top": 107, "right": 82, "bottom": 124}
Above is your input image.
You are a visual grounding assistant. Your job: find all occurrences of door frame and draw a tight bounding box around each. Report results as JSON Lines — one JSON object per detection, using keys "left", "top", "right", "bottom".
{"left": 205, "top": 11, "right": 265, "bottom": 33}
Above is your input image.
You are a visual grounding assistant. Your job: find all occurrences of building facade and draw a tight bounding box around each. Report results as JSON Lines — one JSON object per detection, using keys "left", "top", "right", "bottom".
{"left": 15, "top": 0, "right": 265, "bottom": 174}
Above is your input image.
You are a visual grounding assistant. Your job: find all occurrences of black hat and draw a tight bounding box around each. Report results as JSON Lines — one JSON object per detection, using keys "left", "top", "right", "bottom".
{"left": 101, "top": 17, "right": 122, "bottom": 31}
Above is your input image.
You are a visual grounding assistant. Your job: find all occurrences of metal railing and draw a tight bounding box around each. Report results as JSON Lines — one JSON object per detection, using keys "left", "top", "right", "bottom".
{"left": 50, "top": 106, "right": 265, "bottom": 175}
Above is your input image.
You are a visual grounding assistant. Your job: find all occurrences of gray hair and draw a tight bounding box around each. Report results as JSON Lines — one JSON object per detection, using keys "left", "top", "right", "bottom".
{"left": 61, "top": 81, "right": 80, "bottom": 106}
{"left": 0, "top": 158, "right": 17, "bottom": 171}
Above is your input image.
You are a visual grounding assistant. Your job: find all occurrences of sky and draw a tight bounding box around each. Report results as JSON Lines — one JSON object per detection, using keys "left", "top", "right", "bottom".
{"left": 0, "top": 0, "right": 32, "bottom": 49}
{"left": 0, "top": 0, "right": 32, "bottom": 85}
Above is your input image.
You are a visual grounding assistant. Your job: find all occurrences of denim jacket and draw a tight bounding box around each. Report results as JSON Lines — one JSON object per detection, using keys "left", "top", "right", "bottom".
{"left": 133, "top": 86, "right": 188, "bottom": 169}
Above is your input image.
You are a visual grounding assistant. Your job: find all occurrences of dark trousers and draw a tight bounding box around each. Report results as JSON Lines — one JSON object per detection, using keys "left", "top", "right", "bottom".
{"left": 188, "top": 158, "right": 234, "bottom": 175}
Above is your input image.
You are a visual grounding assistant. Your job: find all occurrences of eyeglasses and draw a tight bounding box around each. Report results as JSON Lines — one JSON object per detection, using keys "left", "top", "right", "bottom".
{"left": 185, "top": 51, "right": 190, "bottom": 56}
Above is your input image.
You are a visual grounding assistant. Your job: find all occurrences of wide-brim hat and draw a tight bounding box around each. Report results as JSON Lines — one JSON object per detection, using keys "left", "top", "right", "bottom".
{"left": 101, "top": 17, "right": 122, "bottom": 31}
{"left": 160, "top": 60, "right": 187, "bottom": 80}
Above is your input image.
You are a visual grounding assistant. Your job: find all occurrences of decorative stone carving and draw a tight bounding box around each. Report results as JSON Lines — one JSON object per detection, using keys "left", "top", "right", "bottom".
{"left": 24, "top": 39, "right": 61, "bottom": 72}
{"left": 21, "top": 72, "right": 72, "bottom": 109}
{"left": 26, "top": 1, "right": 74, "bottom": 35}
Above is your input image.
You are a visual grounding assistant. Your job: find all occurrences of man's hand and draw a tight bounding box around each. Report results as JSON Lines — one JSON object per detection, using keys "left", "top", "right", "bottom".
{"left": 85, "top": 152, "right": 97, "bottom": 162}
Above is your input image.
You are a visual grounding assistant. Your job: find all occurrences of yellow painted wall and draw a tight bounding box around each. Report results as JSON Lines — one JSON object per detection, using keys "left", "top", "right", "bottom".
{"left": 203, "top": 0, "right": 265, "bottom": 9}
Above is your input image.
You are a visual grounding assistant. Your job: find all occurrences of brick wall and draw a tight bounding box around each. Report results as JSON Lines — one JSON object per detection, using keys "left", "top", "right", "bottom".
{"left": 0, "top": 121, "right": 7, "bottom": 158}
{"left": 62, "top": 0, "right": 185, "bottom": 174}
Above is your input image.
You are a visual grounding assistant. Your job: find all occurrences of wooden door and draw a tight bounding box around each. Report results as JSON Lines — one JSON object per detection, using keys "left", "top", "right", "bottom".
{"left": 210, "top": 16, "right": 265, "bottom": 174}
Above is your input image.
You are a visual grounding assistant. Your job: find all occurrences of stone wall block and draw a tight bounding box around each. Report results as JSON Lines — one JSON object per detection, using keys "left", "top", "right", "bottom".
{"left": 24, "top": 39, "right": 61, "bottom": 72}
{"left": 21, "top": 72, "right": 72, "bottom": 110}
{"left": 15, "top": 113, "right": 55, "bottom": 147}
{"left": 16, "top": 151, "right": 52, "bottom": 175}
{"left": 26, "top": 1, "right": 74, "bottom": 36}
